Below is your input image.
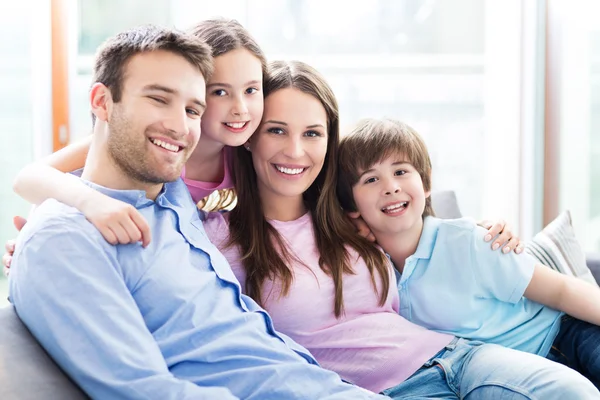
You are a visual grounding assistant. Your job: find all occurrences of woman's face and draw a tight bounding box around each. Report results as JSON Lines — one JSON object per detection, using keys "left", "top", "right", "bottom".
{"left": 249, "top": 87, "right": 328, "bottom": 207}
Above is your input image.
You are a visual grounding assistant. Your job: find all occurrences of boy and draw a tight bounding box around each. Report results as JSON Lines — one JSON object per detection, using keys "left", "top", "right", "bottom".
{"left": 337, "top": 117, "right": 600, "bottom": 389}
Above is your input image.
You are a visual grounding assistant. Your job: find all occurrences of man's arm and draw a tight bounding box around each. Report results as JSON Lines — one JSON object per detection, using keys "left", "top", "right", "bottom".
{"left": 10, "top": 221, "right": 237, "bottom": 400}
{"left": 525, "top": 264, "right": 600, "bottom": 325}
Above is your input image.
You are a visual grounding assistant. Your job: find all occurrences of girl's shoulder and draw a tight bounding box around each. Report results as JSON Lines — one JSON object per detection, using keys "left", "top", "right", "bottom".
{"left": 201, "top": 210, "right": 231, "bottom": 247}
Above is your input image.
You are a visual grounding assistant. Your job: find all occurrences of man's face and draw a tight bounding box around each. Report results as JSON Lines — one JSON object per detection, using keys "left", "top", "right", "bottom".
{"left": 106, "top": 50, "right": 206, "bottom": 184}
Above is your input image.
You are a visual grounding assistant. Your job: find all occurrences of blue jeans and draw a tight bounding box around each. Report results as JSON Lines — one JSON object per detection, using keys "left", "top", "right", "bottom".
{"left": 547, "top": 314, "right": 600, "bottom": 390}
{"left": 381, "top": 337, "right": 599, "bottom": 399}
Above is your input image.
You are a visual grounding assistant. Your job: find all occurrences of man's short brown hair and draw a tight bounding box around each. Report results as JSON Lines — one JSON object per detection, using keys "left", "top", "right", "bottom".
{"left": 337, "top": 118, "right": 435, "bottom": 217}
{"left": 91, "top": 24, "right": 213, "bottom": 123}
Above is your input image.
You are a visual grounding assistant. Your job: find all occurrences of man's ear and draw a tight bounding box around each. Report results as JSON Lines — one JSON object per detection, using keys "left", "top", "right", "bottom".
{"left": 90, "top": 83, "right": 112, "bottom": 122}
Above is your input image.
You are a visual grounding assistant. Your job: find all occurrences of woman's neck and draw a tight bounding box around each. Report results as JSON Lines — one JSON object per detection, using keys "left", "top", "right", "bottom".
{"left": 260, "top": 192, "right": 307, "bottom": 222}
{"left": 184, "top": 136, "right": 225, "bottom": 183}
{"left": 375, "top": 218, "right": 424, "bottom": 274}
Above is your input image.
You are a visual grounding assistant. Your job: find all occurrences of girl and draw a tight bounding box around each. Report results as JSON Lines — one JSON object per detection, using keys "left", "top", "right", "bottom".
{"left": 200, "top": 60, "right": 598, "bottom": 398}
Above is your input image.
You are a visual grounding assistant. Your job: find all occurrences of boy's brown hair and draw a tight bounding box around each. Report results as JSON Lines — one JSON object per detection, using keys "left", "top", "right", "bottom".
{"left": 92, "top": 24, "right": 213, "bottom": 123}
{"left": 337, "top": 117, "right": 435, "bottom": 218}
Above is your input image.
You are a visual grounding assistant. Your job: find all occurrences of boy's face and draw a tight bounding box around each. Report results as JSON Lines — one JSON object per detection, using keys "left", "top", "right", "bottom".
{"left": 351, "top": 153, "right": 430, "bottom": 237}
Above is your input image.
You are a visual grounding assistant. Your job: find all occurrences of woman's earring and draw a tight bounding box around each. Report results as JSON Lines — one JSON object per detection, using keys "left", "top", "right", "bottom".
{"left": 245, "top": 144, "right": 251, "bottom": 152}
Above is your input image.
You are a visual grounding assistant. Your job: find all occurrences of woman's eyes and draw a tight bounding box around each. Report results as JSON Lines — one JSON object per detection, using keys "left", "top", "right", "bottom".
{"left": 304, "top": 130, "right": 323, "bottom": 138}
{"left": 246, "top": 87, "right": 259, "bottom": 94}
{"left": 267, "top": 127, "right": 285, "bottom": 135}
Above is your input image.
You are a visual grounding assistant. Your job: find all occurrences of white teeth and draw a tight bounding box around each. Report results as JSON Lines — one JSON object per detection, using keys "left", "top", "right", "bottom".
{"left": 382, "top": 202, "right": 408, "bottom": 212}
{"left": 275, "top": 165, "right": 305, "bottom": 175}
{"left": 151, "top": 139, "right": 179, "bottom": 152}
{"left": 225, "top": 122, "right": 246, "bottom": 129}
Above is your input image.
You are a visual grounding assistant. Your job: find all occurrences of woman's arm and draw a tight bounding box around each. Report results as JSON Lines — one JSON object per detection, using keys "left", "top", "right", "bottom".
{"left": 11, "top": 135, "right": 150, "bottom": 247}
{"left": 525, "top": 265, "right": 600, "bottom": 325}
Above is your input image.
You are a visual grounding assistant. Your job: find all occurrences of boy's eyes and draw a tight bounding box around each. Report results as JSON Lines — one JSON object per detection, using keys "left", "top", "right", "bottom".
{"left": 395, "top": 170, "right": 407, "bottom": 176}
{"left": 363, "top": 177, "right": 378, "bottom": 184}
{"left": 212, "top": 89, "right": 227, "bottom": 96}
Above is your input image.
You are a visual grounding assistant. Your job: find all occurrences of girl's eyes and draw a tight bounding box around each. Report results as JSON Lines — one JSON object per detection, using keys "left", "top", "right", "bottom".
{"left": 395, "top": 170, "right": 407, "bottom": 176}
{"left": 364, "top": 177, "right": 378, "bottom": 184}
{"left": 212, "top": 87, "right": 260, "bottom": 96}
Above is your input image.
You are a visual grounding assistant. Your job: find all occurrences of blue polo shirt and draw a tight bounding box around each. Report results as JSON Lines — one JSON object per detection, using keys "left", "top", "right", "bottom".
{"left": 9, "top": 178, "right": 383, "bottom": 400}
{"left": 395, "top": 216, "right": 562, "bottom": 357}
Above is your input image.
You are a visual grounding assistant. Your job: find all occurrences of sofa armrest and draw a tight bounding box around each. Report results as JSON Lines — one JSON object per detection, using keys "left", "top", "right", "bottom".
{"left": 0, "top": 306, "right": 88, "bottom": 399}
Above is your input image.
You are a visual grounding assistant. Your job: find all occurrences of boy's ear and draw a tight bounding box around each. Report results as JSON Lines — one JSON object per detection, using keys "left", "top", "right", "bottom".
{"left": 90, "top": 83, "right": 112, "bottom": 122}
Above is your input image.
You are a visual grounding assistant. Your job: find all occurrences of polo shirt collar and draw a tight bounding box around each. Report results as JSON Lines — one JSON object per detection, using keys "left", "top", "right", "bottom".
{"left": 412, "top": 216, "right": 442, "bottom": 260}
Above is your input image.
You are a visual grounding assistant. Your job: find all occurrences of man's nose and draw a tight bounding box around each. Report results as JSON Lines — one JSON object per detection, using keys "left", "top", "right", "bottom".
{"left": 163, "top": 108, "right": 190, "bottom": 137}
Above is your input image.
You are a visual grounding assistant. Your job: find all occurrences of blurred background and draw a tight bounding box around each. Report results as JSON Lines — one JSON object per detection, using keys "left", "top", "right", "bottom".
{"left": 1, "top": 0, "right": 599, "bottom": 300}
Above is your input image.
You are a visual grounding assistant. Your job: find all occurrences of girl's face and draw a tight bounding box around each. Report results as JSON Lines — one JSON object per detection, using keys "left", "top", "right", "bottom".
{"left": 249, "top": 87, "right": 328, "bottom": 206}
{"left": 200, "top": 48, "right": 264, "bottom": 147}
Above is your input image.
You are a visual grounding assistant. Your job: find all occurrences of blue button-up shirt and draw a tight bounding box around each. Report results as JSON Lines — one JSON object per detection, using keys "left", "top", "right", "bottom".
{"left": 9, "top": 178, "right": 383, "bottom": 400}
{"left": 395, "top": 216, "right": 562, "bottom": 357}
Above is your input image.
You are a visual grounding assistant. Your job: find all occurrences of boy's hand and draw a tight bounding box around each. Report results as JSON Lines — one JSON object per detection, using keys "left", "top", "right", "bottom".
{"left": 478, "top": 219, "right": 524, "bottom": 254}
{"left": 347, "top": 211, "right": 376, "bottom": 243}
{"left": 79, "top": 191, "right": 152, "bottom": 247}
{"left": 2, "top": 216, "right": 27, "bottom": 276}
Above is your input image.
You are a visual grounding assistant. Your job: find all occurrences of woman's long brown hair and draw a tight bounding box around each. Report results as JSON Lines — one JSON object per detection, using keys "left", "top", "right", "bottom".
{"left": 227, "top": 60, "right": 390, "bottom": 317}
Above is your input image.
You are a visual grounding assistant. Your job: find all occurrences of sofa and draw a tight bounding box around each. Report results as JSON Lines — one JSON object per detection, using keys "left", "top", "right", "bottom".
{"left": 1, "top": 190, "right": 599, "bottom": 399}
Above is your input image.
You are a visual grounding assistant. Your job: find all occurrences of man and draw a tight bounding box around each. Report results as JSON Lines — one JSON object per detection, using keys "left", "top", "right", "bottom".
{"left": 9, "top": 25, "right": 384, "bottom": 400}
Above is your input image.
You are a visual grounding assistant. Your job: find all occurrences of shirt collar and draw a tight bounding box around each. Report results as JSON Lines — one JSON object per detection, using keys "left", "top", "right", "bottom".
{"left": 80, "top": 177, "right": 192, "bottom": 209}
{"left": 411, "top": 216, "right": 442, "bottom": 260}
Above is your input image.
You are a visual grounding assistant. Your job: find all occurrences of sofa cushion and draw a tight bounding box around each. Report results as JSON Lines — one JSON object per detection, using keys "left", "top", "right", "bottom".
{"left": 0, "top": 305, "right": 88, "bottom": 399}
{"left": 431, "top": 190, "right": 462, "bottom": 219}
{"left": 525, "top": 211, "right": 597, "bottom": 286}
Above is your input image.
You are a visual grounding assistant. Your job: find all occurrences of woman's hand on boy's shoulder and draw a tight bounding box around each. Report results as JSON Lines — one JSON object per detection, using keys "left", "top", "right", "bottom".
{"left": 477, "top": 218, "right": 524, "bottom": 254}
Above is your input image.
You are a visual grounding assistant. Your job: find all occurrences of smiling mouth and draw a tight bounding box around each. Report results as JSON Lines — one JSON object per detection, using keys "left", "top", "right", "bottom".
{"left": 150, "top": 138, "right": 181, "bottom": 153}
{"left": 381, "top": 201, "right": 409, "bottom": 214}
{"left": 223, "top": 121, "right": 249, "bottom": 130}
{"left": 274, "top": 164, "right": 307, "bottom": 175}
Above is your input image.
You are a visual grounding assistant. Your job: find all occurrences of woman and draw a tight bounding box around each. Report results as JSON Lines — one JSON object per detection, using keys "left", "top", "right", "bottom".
{"left": 202, "top": 59, "right": 598, "bottom": 399}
